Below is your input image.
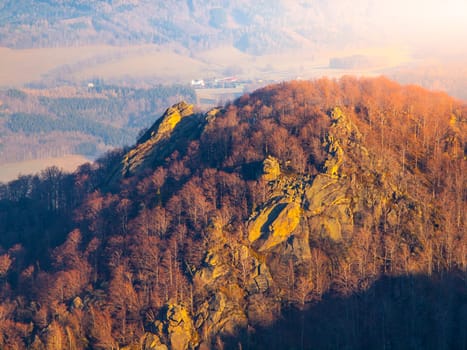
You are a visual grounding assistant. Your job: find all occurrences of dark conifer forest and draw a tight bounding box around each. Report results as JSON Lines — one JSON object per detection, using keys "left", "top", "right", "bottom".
{"left": 0, "top": 77, "right": 465, "bottom": 349}
{"left": 0, "top": 84, "right": 196, "bottom": 164}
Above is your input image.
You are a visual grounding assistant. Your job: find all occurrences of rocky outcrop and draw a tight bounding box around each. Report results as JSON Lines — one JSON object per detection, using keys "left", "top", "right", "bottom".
{"left": 205, "top": 107, "right": 221, "bottom": 123}
{"left": 248, "top": 200, "right": 302, "bottom": 251}
{"left": 142, "top": 333, "right": 168, "bottom": 350}
{"left": 195, "top": 292, "right": 247, "bottom": 346}
{"left": 195, "top": 250, "right": 231, "bottom": 287}
{"left": 121, "top": 101, "right": 194, "bottom": 177}
{"left": 304, "top": 174, "right": 353, "bottom": 240}
{"left": 262, "top": 155, "right": 281, "bottom": 181}
{"left": 129, "top": 104, "right": 443, "bottom": 349}
{"left": 140, "top": 101, "right": 194, "bottom": 144}
{"left": 187, "top": 236, "right": 250, "bottom": 348}
{"left": 246, "top": 107, "right": 365, "bottom": 249}
{"left": 106, "top": 102, "right": 227, "bottom": 186}
{"left": 151, "top": 304, "right": 198, "bottom": 350}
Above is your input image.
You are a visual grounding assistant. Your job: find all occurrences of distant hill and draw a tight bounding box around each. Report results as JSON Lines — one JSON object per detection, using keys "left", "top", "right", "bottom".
{"left": 0, "top": 0, "right": 375, "bottom": 54}
{"left": 0, "top": 77, "right": 465, "bottom": 349}
{"left": 4, "top": 0, "right": 467, "bottom": 104}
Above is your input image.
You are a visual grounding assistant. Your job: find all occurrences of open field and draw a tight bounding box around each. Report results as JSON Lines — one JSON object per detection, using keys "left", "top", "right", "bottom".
{"left": 73, "top": 50, "right": 210, "bottom": 83}
{"left": 0, "top": 46, "right": 123, "bottom": 86}
{"left": 0, "top": 44, "right": 414, "bottom": 88}
{"left": 0, "top": 155, "right": 90, "bottom": 183}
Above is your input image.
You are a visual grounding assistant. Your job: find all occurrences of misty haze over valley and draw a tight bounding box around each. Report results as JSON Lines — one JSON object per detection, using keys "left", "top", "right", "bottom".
{"left": 1, "top": 0, "right": 466, "bottom": 89}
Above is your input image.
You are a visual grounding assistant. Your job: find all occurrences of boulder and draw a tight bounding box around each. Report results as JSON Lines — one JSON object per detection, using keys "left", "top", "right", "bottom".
{"left": 194, "top": 250, "right": 231, "bottom": 288}
{"left": 262, "top": 155, "right": 281, "bottom": 181}
{"left": 248, "top": 199, "right": 301, "bottom": 250}
{"left": 258, "top": 201, "right": 301, "bottom": 251}
{"left": 151, "top": 304, "right": 198, "bottom": 350}
{"left": 166, "top": 305, "right": 194, "bottom": 350}
{"left": 305, "top": 174, "right": 352, "bottom": 240}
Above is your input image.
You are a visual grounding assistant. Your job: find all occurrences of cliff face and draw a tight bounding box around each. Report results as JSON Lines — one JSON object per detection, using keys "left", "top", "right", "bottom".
{"left": 0, "top": 78, "right": 465, "bottom": 350}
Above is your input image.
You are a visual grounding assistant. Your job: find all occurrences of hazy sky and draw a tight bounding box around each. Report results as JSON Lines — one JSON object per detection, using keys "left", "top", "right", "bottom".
{"left": 371, "top": 0, "right": 467, "bottom": 50}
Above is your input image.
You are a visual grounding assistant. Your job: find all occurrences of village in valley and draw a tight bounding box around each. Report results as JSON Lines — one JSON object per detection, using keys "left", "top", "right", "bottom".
{"left": 190, "top": 76, "right": 277, "bottom": 108}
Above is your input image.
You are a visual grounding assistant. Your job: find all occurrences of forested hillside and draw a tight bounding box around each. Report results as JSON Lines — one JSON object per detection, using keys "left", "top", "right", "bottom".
{"left": 0, "top": 0, "right": 373, "bottom": 53}
{"left": 0, "top": 77, "right": 465, "bottom": 349}
{"left": 0, "top": 84, "right": 195, "bottom": 164}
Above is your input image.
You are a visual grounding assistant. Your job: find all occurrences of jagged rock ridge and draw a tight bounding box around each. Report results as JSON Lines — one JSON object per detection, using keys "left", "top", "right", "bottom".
{"left": 122, "top": 101, "right": 195, "bottom": 177}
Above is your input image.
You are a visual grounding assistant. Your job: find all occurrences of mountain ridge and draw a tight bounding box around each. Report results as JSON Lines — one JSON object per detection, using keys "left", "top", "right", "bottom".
{"left": 0, "top": 0, "right": 374, "bottom": 53}
{"left": 0, "top": 76, "right": 465, "bottom": 349}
